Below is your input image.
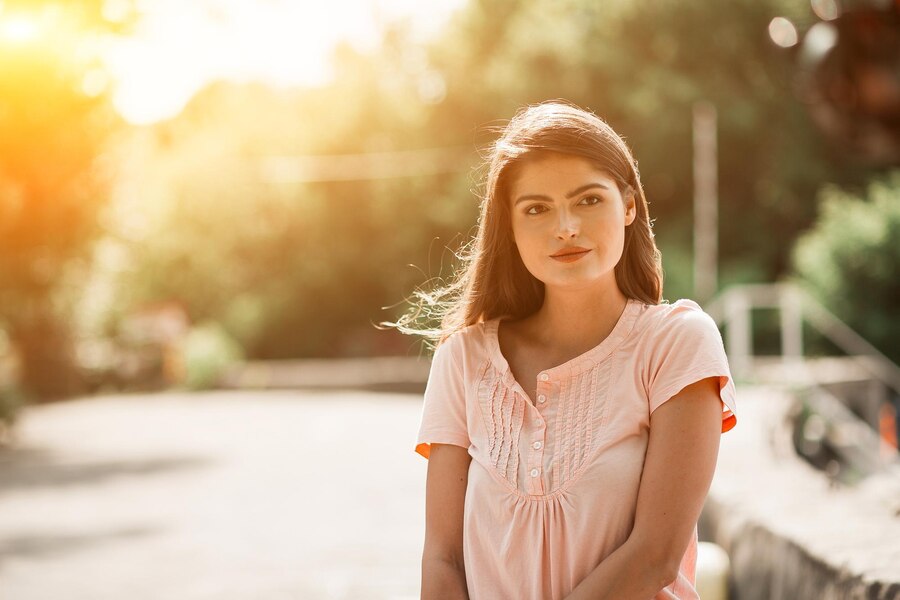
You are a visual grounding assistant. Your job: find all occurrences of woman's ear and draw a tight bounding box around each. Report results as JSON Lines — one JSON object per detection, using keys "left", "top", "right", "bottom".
{"left": 625, "top": 193, "right": 637, "bottom": 226}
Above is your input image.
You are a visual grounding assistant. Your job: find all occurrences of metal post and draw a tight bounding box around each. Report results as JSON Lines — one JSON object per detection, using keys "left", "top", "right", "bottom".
{"left": 725, "top": 291, "right": 752, "bottom": 380}
{"left": 780, "top": 283, "right": 804, "bottom": 369}
{"left": 693, "top": 101, "right": 718, "bottom": 304}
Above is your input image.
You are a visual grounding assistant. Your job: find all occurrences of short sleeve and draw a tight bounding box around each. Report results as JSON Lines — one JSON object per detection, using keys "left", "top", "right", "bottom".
{"left": 646, "top": 300, "right": 737, "bottom": 433}
{"left": 415, "top": 334, "right": 471, "bottom": 459}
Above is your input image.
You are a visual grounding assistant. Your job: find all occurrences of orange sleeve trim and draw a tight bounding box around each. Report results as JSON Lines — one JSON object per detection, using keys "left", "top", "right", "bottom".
{"left": 722, "top": 410, "right": 737, "bottom": 433}
{"left": 415, "top": 442, "right": 431, "bottom": 460}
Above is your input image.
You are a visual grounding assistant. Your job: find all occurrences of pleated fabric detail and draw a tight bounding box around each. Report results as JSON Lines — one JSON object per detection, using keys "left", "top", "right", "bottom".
{"left": 475, "top": 355, "right": 615, "bottom": 494}
{"left": 548, "top": 359, "right": 612, "bottom": 491}
{"left": 477, "top": 361, "right": 525, "bottom": 486}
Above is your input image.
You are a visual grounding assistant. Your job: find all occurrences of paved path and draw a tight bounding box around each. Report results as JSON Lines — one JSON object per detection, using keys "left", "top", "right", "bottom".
{"left": 0, "top": 390, "right": 428, "bottom": 600}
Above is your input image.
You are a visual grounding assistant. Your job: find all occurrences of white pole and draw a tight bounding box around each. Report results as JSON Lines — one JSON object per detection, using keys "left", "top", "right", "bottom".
{"left": 693, "top": 101, "right": 719, "bottom": 304}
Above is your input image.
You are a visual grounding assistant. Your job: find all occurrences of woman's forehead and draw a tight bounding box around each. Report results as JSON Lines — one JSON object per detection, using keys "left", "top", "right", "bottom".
{"left": 510, "top": 153, "right": 616, "bottom": 194}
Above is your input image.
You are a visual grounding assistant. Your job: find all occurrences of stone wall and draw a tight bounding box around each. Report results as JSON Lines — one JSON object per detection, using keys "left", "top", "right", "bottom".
{"left": 700, "top": 385, "right": 900, "bottom": 600}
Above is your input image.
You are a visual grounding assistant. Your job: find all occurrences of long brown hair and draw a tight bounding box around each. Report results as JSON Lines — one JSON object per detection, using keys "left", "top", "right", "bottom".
{"left": 383, "top": 100, "right": 663, "bottom": 348}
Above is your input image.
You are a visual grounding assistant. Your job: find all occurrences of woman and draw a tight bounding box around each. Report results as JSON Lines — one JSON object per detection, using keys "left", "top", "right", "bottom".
{"left": 394, "top": 100, "right": 737, "bottom": 599}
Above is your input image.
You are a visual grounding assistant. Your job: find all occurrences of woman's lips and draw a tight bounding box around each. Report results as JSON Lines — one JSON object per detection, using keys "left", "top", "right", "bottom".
{"left": 550, "top": 250, "right": 591, "bottom": 262}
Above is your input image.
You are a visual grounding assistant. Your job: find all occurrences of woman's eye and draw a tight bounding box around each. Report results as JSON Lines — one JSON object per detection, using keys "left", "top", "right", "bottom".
{"left": 525, "top": 205, "right": 547, "bottom": 215}
{"left": 581, "top": 195, "right": 602, "bottom": 206}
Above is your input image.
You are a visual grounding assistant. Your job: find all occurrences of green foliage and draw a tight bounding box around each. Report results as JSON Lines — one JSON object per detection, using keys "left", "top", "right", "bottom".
{"left": 0, "top": 383, "right": 27, "bottom": 430}
{"left": 0, "top": 3, "right": 125, "bottom": 307}
{"left": 94, "top": 73, "right": 476, "bottom": 358}
{"left": 178, "top": 322, "right": 243, "bottom": 390}
{"left": 425, "top": 0, "right": 882, "bottom": 284}
{"left": 87, "top": 0, "right": 895, "bottom": 364}
{"left": 790, "top": 172, "right": 900, "bottom": 363}
{"left": 0, "top": 1, "right": 134, "bottom": 398}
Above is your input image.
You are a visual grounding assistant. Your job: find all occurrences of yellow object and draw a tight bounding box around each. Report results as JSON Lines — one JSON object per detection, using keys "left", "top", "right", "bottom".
{"left": 696, "top": 541, "right": 731, "bottom": 600}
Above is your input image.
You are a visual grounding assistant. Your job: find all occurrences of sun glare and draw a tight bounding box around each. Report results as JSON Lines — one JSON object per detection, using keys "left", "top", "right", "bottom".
{"left": 0, "top": 14, "right": 40, "bottom": 43}
{"left": 99, "top": 0, "right": 467, "bottom": 126}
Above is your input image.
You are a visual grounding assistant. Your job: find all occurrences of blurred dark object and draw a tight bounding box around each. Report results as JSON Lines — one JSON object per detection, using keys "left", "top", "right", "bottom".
{"left": 791, "top": 382, "right": 898, "bottom": 487}
{"left": 78, "top": 338, "right": 167, "bottom": 393}
{"left": 10, "top": 315, "right": 86, "bottom": 401}
{"left": 797, "top": 0, "right": 900, "bottom": 165}
{"left": 78, "top": 301, "right": 189, "bottom": 394}
{"left": 0, "top": 337, "right": 26, "bottom": 443}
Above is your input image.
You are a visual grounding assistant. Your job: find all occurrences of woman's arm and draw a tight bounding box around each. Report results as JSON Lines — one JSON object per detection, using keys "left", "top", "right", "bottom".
{"left": 421, "top": 443, "right": 471, "bottom": 600}
{"left": 564, "top": 376, "right": 724, "bottom": 600}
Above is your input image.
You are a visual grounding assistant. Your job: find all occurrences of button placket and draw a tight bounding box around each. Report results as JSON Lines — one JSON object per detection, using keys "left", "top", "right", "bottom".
{"left": 527, "top": 372, "right": 551, "bottom": 494}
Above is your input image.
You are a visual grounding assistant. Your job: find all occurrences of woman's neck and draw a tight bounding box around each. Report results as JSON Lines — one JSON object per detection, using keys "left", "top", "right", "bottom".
{"left": 526, "top": 284, "right": 628, "bottom": 354}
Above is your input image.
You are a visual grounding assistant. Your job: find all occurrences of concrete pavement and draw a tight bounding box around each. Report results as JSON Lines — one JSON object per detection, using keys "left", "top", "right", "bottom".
{"left": 0, "top": 390, "right": 429, "bottom": 600}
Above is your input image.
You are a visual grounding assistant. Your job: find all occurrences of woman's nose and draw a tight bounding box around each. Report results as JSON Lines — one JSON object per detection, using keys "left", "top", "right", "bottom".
{"left": 555, "top": 210, "right": 580, "bottom": 238}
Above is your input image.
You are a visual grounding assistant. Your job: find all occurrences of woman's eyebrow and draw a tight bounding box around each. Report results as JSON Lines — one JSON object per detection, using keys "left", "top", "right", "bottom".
{"left": 514, "top": 182, "right": 611, "bottom": 205}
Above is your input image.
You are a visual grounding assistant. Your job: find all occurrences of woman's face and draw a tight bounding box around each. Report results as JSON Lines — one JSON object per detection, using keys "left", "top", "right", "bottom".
{"left": 507, "top": 152, "right": 636, "bottom": 292}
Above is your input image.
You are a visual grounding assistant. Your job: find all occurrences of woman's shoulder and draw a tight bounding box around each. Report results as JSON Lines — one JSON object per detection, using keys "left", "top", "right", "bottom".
{"left": 637, "top": 297, "right": 706, "bottom": 319}
{"left": 433, "top": 319, "right": 493, "bottom": 360}
{"left": 642, "top": 297, "right": 702, "bottom": 312}
{"left": 633, "top": 298, "right": 720, "bottom": 340}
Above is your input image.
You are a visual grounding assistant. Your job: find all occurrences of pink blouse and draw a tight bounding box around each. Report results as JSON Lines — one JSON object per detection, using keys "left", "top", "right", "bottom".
{"left": 415, "top": 298, "right": 737, "bottom": 599}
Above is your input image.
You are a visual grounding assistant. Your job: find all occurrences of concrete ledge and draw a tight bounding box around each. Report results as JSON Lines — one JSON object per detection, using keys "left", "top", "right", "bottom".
{"left": 702, "top": 385, "right": 900, "bottom": 599}
{"left": 219, "top": 357, "right": 430, "bottom": 394}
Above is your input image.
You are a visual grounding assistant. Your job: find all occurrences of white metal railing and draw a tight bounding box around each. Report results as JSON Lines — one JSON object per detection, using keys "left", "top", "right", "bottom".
{"left": 704, "top": 281, "right": 900, "bottom": 396}
{"left": 703, "top": 281, "right": 900, "bottom": 468}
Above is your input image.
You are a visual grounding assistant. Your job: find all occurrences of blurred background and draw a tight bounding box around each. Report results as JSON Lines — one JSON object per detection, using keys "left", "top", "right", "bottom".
{"left": 0, "top": 0, "right": 898, "bottom": 598}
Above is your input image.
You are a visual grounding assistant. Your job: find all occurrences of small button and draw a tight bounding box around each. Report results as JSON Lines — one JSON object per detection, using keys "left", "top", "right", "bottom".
{"left": 537, "top": 394, "right": 546, "bottom": 403}
{"left": 539, "top": 373, "right": 550, "bottom": 382}
{"left": 532, "top": 441, "right": 542, "bottom": 450}
{"left": 530, "top": 468, "right": 540, "bottom": 477}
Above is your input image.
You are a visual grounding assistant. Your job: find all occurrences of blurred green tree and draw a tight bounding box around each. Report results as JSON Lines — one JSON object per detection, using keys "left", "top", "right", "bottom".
{"left": 99, "top": 69, "right": 474, "bottom": 359}
{"left": 95, "top": 0, "right": 897, "bottom": 363}
{"left": 791, "top": 171, "right": 900, "bottom": 364}
{"left": 423, "top": 0, "right": 886, "bottom": 288}
{"left": 0, "top": 0, "right": 133, "bottom": 398}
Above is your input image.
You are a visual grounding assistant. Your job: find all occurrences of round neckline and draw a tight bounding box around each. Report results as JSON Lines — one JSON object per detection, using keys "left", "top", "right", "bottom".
{"left": 485, "top": 297, "right": 642, "bottom": 387}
